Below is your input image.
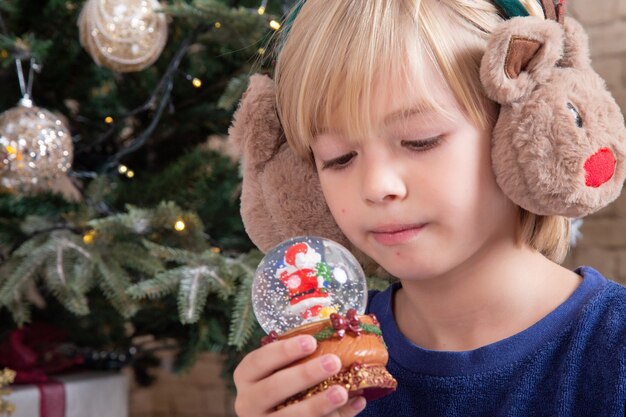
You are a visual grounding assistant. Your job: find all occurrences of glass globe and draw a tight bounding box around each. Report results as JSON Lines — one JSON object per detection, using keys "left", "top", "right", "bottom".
{"left": 252, "top": 236, "right": 368, "bottom": 335}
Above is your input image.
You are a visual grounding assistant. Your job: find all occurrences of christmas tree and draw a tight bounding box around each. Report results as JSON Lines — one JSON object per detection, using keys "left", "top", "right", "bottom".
{"left": 0, "top": 0, "right": 296, "bottom": 385}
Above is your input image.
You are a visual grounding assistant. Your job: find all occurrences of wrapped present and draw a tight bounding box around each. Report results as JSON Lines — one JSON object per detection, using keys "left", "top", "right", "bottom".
{"left": 0, "top": 322, "right": 129, "bottom": 416}
{"left": 9, "top": 371, "right": 128, "bottom": 417}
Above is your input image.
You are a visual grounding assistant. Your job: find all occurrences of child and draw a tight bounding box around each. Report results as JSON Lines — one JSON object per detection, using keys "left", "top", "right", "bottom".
{"left": 231, "top": 0, "right": 626, "bottom": 415}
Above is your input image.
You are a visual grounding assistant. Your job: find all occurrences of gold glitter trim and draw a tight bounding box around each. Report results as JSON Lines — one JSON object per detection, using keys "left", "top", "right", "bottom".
{"left": 276, "top": 364, "right": 397, "bottom": 410}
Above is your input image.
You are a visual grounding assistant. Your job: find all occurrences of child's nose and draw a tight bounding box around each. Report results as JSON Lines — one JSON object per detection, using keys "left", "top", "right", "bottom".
{"left": 362, "top": 163, "right": 408, "bottom": 203}
{"left": 584, "top": 147, "right": 616, "bottom": 188}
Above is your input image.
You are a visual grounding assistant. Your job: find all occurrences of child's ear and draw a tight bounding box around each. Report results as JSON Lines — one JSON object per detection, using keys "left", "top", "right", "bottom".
{"left": 480, "top": 16, "right": 564, "bottom": 104}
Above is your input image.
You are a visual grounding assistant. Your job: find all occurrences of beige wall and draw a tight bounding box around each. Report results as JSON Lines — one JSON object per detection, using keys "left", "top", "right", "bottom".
{"left": 129, "top": 3, "right": 626, "bottom": 417}
{"left": 128, "top": 351, "right": 236, "bottom": 417}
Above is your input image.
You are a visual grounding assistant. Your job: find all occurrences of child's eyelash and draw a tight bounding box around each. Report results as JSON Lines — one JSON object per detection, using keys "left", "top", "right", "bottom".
{"left": 321, "top": 137, "right": 441, "bottom": 170}
{"left": 322, "top": 151, "right": 357, "bottom": 170}
{"left": 401, "top": 136, "right": 442, "bottom": 151}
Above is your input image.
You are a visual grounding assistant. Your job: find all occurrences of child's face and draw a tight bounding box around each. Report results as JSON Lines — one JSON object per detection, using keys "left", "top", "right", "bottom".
{"left": 310, "top": 71, "right": 520, "bottom": 281}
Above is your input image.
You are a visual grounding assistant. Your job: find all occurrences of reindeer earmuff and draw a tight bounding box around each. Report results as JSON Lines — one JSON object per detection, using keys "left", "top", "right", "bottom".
{"left": 228, "top": 74, "right": 351, "bottom": 253}
{"left": 229, "top": 0, "right": 626, "bottom": 255}
{"left": 481, "top": 0, "right": 626, "bottom": 217}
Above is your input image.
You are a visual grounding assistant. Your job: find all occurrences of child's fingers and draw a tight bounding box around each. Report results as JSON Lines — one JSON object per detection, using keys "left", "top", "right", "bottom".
{"left": 233, "top": 335, "right": 317, "bottom": 384}
{"left": 254, "top": 354, "right": 342, "bottom": 411}
{"left": 271, "top": 385, "right": 347, "bottom": 417}
{"left": 271, "top": 388, "right": 366, "bottom": 417}
{"left": 339, "top": 396, "right": 368, "bottom": 416}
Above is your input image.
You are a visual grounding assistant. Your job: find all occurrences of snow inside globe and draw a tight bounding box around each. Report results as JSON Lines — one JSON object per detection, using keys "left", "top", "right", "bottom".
{"left": 252, "top": 236, "right": 368, "bottom": 336}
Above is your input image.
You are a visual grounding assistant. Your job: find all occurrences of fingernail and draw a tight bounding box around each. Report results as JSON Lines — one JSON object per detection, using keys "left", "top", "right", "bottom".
{"left": 298, "top": 336, "right": 315, "bottom": 353}
{"left": 320, "top": 355, "right": 340, "bottom": 373}
{"left": 351, "top": 397, "right": 366, "bottom": 411}
{"left": 327, "top": 386, "right": 346, "bottom": 405}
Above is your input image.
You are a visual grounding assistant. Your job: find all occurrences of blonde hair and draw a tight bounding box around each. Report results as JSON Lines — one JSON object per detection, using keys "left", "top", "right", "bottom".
{"left": 272, "top": 0, "right": 570, "bottom": 263}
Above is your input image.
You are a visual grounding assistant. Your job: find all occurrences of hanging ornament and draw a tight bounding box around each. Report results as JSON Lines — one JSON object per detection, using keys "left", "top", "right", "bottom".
{"left": 252, "top": 236, "right": 397, "bottom": 408}
{"left": 0, "top": 59, "right": 74, "bottom": 193}
{"left": 78, "top": 0, "right": 168, "bottom": 73}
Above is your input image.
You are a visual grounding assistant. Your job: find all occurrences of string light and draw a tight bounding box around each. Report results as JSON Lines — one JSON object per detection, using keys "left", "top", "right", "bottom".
{"left": 0, "top": 50, "right": 8, "bottom": 59}
{"left": 174, "top": 220, "right": 186, "bottom": 231}
{"left": 258, "top": 0, "right": 268, "bottom": 15}
{"left": 126, "top": 169, "right": 135, "bottom": 178}
{"left": 83, "top": 230, "right": 97, "bottom": 245}
{"left": 105, "top": 116, "right": 113, "bottom": 124}
{"left": 210, "top": 247, "right": 221, "bottom": 254}
{"left": 118, "top": 164, "right": 128, "bottom": 174}
{"left": 192, "top": 78, "right": 202, "bottom": 88}
{"left": 214, "top": 22, "right": 222, "bottom": 29}
{"left": 258, "top": 47, "right": 266, "bottom": 56}
{"left": 269, "top": 20, "right": 281, "bottom": 30}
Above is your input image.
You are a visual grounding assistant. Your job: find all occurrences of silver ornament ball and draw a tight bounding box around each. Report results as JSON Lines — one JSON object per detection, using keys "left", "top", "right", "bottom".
{"left": 78, "top": 0, "right": 168, "bottom": 73}
{"left": 0, "top": 105, "right": 73, "bottom": 192}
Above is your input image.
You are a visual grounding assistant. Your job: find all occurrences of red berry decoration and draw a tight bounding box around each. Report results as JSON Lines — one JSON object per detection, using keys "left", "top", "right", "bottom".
{"left": 330, "top": 313, "right": 348, "bottom": 338}
{"left": 261, "top": 330, "right": 279, "bottom": 346}
{"left": 344, "top": 308, "right": 362, "bottom": 336}
{"left": 348, "top": 322, "right": 362, "bottom": 336}
{"left": 369, "top": 314, "right": 379, "bottom": 326}
{"left": 346, "top": 308, "right": 358, "bottom": 321}
{"left": 330, "top": 313, "right": 347, "bottom": 329}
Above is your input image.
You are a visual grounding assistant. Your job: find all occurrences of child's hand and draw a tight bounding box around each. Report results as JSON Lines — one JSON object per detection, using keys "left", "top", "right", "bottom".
{"left": 233, "top": 334, "right": 367, "bottom": 417}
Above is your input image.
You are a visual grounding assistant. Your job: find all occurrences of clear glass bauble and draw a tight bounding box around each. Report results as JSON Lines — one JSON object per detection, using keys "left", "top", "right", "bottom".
{"left": 78, "top": 0, "right": 168, "bottom": 73}
{"left": 252, "top": 236, "right": 368, "bottom": 335}
{"left": 0, "top": 104, "right": 73, "bottom": 192}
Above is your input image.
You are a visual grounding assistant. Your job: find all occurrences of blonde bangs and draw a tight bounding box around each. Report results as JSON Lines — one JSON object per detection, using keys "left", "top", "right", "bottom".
{"left": 275, "top": 0, "right": 443, "bottom": 158}
{"left": 273, "top": 0, "right": 531, "bottom": 158}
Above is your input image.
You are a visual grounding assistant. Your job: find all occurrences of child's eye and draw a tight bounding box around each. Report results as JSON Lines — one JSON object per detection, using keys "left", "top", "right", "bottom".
{"left": 401, "top": 136, "right": 442, "bottom": 152}
{"left": 321, "top": 151, "right": 357, "bottom": 170}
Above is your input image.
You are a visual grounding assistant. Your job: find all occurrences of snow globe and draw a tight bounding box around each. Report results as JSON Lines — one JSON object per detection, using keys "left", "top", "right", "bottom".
{"left": 252, "top": 236, "right": 397, "bottom": 407}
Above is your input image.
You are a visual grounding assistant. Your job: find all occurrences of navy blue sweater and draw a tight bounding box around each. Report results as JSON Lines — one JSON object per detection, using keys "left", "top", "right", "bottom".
{"left": 362, "top": 266, "right": 626, "bottom": 416}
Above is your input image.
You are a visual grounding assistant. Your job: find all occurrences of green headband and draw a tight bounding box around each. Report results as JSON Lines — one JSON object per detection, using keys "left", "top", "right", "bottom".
{"left": 493, "top": 0, "right": 530, "bottom": 18}
{"left": 279, "top": 0, "right": 305, "bottom": 47}
{"left": 281, "top": 0, "right": 533, "bottom": 38}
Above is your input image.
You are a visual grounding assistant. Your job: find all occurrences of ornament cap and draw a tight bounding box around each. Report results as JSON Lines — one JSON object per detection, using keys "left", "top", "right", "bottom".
{"left": 18, "top": 95, "right": 33, "bottom": 108}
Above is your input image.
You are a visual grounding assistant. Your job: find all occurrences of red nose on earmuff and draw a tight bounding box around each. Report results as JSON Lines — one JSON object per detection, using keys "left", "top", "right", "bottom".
{"left": 584, "top": 148, "right": 616, "bottom": 188}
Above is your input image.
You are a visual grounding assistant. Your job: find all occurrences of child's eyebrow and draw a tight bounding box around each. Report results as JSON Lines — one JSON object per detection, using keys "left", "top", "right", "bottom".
{"left": 384, "top": 104, "right": 437, "bottom": 125}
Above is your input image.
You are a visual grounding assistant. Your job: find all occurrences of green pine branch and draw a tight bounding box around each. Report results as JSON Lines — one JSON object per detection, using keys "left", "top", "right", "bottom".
{"left": 128, "top": 241, "right": 236, "bottom": 324}
{"left": 0, "top": 230, "right": 93, "bottom": 324}
{"left": 227, "top": 250, "right": 262, "bottom": 349}
{"left": 218, "top": 73, "right": 250, "bottom": 111}
{"left": 0, "top": 33, "right": 53, "bottom": 66}
{"left": 93, "top": 256, "right": 139, "bottom": 318}
{"left": 178, "top": 267, "right": 213, "bottom": 324}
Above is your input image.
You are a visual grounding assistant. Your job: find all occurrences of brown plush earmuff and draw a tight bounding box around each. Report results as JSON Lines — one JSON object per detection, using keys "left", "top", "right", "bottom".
{"left": 480, "top": 2, "right": 626, "bottom": 217}
{"left": 228, "top": 74, "right": 351, "bottom": 253}
{"left": 229, "top": 1, "right": 626, "bottom": 255}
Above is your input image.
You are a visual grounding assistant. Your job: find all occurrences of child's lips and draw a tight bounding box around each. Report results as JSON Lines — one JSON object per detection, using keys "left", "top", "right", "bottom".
{"left": 370, "top": 223, "right": 427, "bottom": 245}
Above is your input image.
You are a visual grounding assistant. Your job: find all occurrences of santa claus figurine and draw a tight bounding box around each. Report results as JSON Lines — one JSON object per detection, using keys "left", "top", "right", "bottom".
{"left": 277, "top": 242, "right": 335, "bottom": 322}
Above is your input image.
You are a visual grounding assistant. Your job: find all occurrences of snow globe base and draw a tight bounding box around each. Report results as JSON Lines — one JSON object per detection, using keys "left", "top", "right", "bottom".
{"left": 270, "top": 313, "right": 397, "bottom": 410}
